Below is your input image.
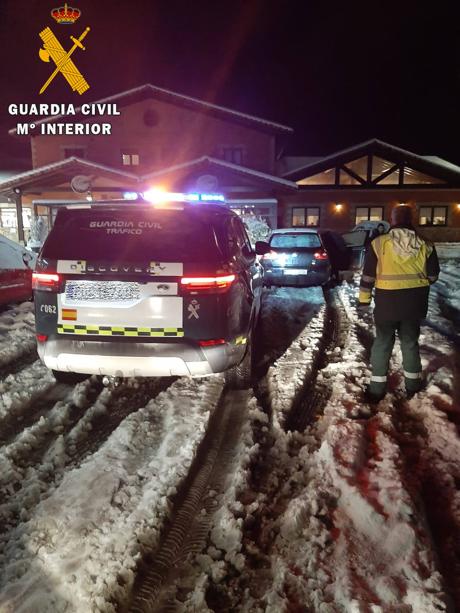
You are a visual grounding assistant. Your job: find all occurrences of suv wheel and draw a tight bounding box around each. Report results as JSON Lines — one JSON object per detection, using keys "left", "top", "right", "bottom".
{"left": 225, "top": 335, "right": 253, "bottom": 390}
{"left": 52, "top": 370, "right": 90, "bottom": 385}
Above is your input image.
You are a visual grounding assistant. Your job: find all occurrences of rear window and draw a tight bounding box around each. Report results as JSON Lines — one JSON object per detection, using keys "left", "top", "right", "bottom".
{"left": 270, "top": 233, "right": 321, "bottom": 249}
{"left": 42, "top": 209, "right": 224, "bottom": 262}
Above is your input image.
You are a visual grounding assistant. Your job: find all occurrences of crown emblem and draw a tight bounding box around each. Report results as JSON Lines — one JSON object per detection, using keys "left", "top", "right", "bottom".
{"left": 51, "top": 3, "right": 81, "bottom": 25}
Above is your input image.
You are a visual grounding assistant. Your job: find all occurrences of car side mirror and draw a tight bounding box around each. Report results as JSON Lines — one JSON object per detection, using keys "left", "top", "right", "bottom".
{"left": 255, "top": 241, "right": 271, "bottom": 256}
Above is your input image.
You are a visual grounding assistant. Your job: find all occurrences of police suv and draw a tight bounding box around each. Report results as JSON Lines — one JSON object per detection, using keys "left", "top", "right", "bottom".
{"left": 33, "top": 195, "right": 268, "bottom": 388}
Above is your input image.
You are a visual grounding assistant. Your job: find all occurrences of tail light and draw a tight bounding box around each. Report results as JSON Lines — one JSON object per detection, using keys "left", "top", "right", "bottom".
{"left": 180, "top": 274, "right": 236, "bottom": 294}
{"left": 32, "top": 272, "right": 61, "bottom": 292}
{"left": 314, "top": 251, "right": 329, "bottom": 261}
{"left": 199, "top": 339, "right": 226, "bottom": 347}
{"left": 36, "top": 334, "right": 48, "bottom": 343}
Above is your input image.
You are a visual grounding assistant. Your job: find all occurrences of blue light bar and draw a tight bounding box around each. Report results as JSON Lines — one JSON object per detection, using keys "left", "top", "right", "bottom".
{"left": 123, "top": 191, "right": 138, "bottom": 200}
{"left": 186, "top": 193, "right": 225, "bottom": 202}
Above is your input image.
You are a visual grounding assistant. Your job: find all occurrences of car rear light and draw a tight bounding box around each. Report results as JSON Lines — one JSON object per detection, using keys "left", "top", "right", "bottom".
{"left": 314, "top": 251, "right": 329, "bottom": 260}
{"left": 32, "top": 272, "right": 61, "bottom": 292}
{"left": 36, "top": 334, "right": 48, "bottom": 343}
{"left": 199, "top": 339, "right": 226, "bottom": 347}
{"left": 180, "top": 274, "right": 236, "bottom": 293}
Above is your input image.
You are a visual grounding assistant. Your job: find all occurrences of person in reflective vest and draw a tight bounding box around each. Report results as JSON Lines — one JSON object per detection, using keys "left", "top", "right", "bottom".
{"left": 358, "top": 205, "right": 440, "bottom": 401}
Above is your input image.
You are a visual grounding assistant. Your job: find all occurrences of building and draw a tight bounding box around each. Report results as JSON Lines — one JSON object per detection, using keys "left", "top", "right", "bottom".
{"left": 280, "top": 139, "right": 460, "bottom": 241}
{"left": 0, "top": 84, "right": 295, "bottom": 242}
{"left": 1, "top": 85, "right": 460, "bottom": 243}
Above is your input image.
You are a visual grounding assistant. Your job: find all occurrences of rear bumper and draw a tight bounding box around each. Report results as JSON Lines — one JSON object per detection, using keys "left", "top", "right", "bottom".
{"left": 263, "top": 268, "right": 330, "bottom": 286}
{"left": 37, "top": 337, "right": 246, "bottom": 378}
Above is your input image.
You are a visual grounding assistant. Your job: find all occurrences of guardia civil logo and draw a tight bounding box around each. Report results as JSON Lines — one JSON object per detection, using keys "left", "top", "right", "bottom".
{"left": 38, "top": 4, "right": 90, "bottom": 95}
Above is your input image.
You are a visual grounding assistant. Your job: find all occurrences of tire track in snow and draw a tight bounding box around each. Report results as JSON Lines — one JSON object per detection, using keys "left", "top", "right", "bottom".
{"left": 0, "top": 361, "right": 60, "bottom": 445}
{"left": 0, "top": 377, "right": 174, "bottom": 547}
{"left": 126, "top": 389, "right": 249, "bottom": 613}
{"left": 66, "top": 376, "right": 175, "bottom": 468}
{"left": 0, "top": 347, "right": 38, "bottom": 381}
{"left": 284, "top": 287, "right": 349, "bottom": 432}
{"left": 199, "top": 289, "right": 351, "bottom": 611}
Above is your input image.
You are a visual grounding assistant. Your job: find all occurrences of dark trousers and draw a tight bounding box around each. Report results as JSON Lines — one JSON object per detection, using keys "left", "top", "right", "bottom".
{"left": 369, "top": 320, "right": 423, "bottom": 394}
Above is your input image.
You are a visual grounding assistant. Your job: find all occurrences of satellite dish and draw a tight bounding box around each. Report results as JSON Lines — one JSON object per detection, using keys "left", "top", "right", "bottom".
{"left": 71, "top": 175, "right": 92, "bottom": 193}
{"left": 196, "top": 174, "right": 218, "bottom": 192}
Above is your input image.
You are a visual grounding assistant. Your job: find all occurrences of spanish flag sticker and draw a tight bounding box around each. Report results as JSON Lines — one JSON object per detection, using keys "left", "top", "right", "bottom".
{"left": 62, "top": 309, "right": 77, "bottom": 321}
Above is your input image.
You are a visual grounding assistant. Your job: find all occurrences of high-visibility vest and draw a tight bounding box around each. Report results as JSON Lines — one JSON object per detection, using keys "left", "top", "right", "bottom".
{"left": 372, "top": 229, "right": 432, "bottom": 290}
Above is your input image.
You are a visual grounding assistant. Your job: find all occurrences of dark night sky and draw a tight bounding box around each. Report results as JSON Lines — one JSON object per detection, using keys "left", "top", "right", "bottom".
{"left": 1, "top": 0, "right": 460, "bottom": 163}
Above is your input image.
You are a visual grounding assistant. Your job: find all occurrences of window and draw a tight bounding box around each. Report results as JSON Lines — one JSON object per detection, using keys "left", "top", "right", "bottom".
{"left": 403, "top": 167, "right": 443, "bottom": 185}
{"left": 221, "top": 147, "right": 244, "bottom": 165}
{"left": 292, "top": 207, "right": 320, "bottom": 227}
{"left": 355, "top": 206, "right": 383, "bottom": 225}
{"left": 121, "top": 151, "right": 140, "bottom": 166}
{"left": 419, "top": 206, "right": 447, "bottom": 226}
{"left": 297, "top": 169, "right": 335, "bottom": 185}
{"left": 270, "top": 233, "right": 321, "bottom": 249}
{"left": 63, "top": 147, "right": 86, "bottom": 159}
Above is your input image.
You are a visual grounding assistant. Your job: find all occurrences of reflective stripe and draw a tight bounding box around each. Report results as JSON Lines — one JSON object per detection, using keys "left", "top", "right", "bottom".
{"left": 359, "top": 288, "right": 371, "bottom": 303}
{"left": 371, "top": 375, "right": 387, "bottom": 382}
{"left": 57, "top": 324, "right": 184, "bottom": 337}
{"left": 378, "top": 273, "right": 426, "bottom": 280}
{"left": 361, "top": 274, "right": 375, "bottom": 283}
{"left": 403, "top": 371, "right": 422, "bottom": 380}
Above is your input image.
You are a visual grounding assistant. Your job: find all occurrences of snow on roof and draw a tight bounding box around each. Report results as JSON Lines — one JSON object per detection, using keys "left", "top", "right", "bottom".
{"left": 276, "top": 156, "right": 324, "bottom": 175}
{"left": 282, "top": 139, "right": 460, "bottom": 181}
{"left": 0, "top": 157, "right": 139, "bottom": 190}
{"left": 422, "top": 156, "right": 460, "bottom": 174}
{"left": 9, "top": 84, "right": 293, "bottom": 136}
{"left": 143, "top": 156, "right": 298, "bottom": 189}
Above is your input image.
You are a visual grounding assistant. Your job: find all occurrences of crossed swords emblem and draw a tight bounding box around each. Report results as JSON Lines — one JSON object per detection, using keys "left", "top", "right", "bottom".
{"left": 38, "top": 26, "right": 90, "bottom": 95}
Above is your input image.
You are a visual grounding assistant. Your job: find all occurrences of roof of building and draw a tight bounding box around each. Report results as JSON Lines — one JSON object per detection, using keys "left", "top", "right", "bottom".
{"left": 0, "top": 157, "right": 138, "bottom": 193}
{"left": 9, "top": 84, "right": 293, "bottom": 136}
{"left": 276, "top": 156, "right": 324, "bottom": 176}
{"left": 282, "top": 139, "right": 460, "bottom": 185}
{"left": 143, "top": 156, "right": 298, "bottom": 190}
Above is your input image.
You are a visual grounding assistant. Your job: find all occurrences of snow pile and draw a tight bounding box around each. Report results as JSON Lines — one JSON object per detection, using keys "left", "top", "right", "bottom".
{"left": 0, "top": 376, "right": 224, "bottom": 612}
{"left": 0, "top": 361, "right": 56, "bottom": 420}
{"left": 0, "top": 302, "right": 36, "bottom": 368}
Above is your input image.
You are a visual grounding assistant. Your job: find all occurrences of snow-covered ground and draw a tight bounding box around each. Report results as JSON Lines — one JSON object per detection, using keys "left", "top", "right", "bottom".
{"left": 0, "top": 246, "right": 459, "bottom": 612}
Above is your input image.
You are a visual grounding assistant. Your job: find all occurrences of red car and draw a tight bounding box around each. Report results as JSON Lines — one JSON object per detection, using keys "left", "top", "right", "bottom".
{"left": 0, "top": 234, "right": 35, "bottom": 307}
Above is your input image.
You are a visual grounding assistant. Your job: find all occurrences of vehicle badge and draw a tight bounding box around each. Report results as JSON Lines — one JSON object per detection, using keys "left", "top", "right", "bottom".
{"left": 187, "top": 300, "right": 200, "bottom": 320}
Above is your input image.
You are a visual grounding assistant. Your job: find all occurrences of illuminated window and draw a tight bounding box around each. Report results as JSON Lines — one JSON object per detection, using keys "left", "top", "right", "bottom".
{"left": 339, "top": 170, "right": 362, "bottom": 185}
{"left": 121, "top": 151, "right": 140, "bottom": 166}
{"left": 403, "top": 167, "right": 443, "bottom": 185}
{"left": 298, "top": 169, "right": 335, "bottom": 185}
{"left": 371, "top": 157, "right": 400, "bottom": 184}
{"left": 419, "top": 206, "right": 447, "bottom": 226}
{"left": 355, "top": 206, "right": 383, "bottom": 225}
{"left": 292, "top": 207, "right": 320, "bottom": 227}
{"left": 343, "top": 156, "right": 368, "bottom": 180}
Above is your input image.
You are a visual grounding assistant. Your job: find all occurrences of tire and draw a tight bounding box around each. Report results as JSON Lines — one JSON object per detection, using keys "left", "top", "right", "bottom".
{"left": 225, "top": 335, "right": 253, "bottom": 390}
{"left": 52, "top": 370, "right": 90, "bottom": 385}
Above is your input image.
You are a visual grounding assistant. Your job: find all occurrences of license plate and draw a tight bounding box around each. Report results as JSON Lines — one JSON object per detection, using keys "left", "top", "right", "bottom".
{"left": 285, "top": 269, "right": 309, "bottom": 275}
{"left": 65, "top": 280, "right": 140, "bottom": 302}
